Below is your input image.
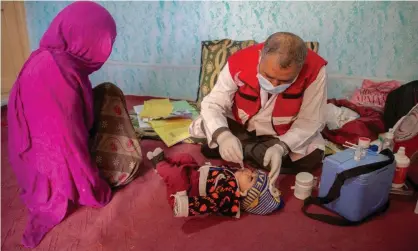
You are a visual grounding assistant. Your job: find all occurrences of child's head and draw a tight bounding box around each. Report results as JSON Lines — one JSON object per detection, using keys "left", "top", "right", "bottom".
{"left": 237, "top": 169, "right": 283, "bottom": 215}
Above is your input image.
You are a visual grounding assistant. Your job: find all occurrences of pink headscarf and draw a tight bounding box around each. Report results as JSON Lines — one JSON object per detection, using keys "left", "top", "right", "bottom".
{"left": 7, "top": 1, "right": 116, "bottom": 248}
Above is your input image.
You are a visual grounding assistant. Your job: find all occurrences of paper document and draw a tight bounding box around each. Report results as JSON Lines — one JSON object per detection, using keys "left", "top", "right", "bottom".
{"left": 140, "top": 99, "right": 173, "bottom": 119}
{"left": 132, "top": 105, "right": 152, "bottom": 129}
{"left": 149, "top": 119, "right": 192, "bottom": 147}
{"left": 171, "top": 100, "right": 199, "bottom": 119}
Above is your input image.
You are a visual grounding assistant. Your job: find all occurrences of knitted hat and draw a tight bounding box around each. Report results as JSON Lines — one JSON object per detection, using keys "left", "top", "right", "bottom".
{"left": 241, "top": 169, "right": 284, "bottom": 215}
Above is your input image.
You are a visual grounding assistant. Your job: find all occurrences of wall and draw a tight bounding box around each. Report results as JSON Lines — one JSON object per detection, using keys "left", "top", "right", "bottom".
{"left": 24, "top": 1, "right": 418, "bottom": 100}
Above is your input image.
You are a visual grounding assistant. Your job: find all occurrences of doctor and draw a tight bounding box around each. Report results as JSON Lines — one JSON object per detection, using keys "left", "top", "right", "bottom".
{"left": 190, "top": 32, "right": 328, "bottom": 187}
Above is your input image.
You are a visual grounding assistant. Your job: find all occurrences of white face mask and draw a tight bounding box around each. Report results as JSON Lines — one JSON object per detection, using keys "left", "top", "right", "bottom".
{"left": 256, "top": 73, "right": 291, "bottom": 94}
{"left": 257, "top": 55, "right": 293, "bottom": 94}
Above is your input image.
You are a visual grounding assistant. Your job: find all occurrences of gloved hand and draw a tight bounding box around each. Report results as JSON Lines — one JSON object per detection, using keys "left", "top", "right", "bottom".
{"left": 263, "top": 144, "right": 285, "bottom": 197}
{"left": 216, "top": 130, "right": 244, "bottom": 167}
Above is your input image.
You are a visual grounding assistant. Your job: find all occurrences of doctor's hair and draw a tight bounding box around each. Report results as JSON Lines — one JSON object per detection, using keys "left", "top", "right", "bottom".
{"left": 262, "top": 32, "right": 307, "bottom": 69}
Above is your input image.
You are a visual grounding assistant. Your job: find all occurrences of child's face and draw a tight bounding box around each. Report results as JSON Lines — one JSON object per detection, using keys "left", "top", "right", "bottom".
{"left": 235, "top": 168, "right": 257, "bottom": 192}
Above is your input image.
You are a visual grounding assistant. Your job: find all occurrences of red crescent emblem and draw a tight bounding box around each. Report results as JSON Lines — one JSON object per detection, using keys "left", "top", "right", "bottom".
{"left": 234, "top": 72, "right": 244, "bottom": 87}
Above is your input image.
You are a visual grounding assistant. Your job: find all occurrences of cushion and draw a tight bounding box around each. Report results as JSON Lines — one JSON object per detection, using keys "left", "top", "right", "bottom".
{"left": 91, "top": 83, "right": 143, "bottom": 187}
{"left": 305, "top": 41, "right": 319, "bottom": 53}
{"left": 350, "top": 79, "right": 401, "bottom": 112}
{"left": 196, "top": 39, "right": 257, "bottom": 109}
{"left": 196, "top": 40, "right": 320, "bottom": 108}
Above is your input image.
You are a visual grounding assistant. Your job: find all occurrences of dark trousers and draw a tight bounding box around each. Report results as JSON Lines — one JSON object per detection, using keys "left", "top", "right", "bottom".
{"left": 201, "top": 118, "right": 323, "bottom": 174}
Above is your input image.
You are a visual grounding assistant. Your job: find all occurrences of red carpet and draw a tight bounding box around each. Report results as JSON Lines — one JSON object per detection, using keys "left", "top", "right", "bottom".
{"left": 1, "top": 97, "right": 417, "bottom": 251}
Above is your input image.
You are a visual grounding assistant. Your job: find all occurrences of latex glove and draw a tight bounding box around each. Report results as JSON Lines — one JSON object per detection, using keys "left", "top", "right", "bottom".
{"left": 217, "top": 130, "right": 244, "bottom": 167}
{"left": 263, "top": 144, "right": 284, "bottom": 197}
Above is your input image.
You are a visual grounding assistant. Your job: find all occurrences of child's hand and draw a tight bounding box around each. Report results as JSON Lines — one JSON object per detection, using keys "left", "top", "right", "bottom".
{"left": 146, "top": 147, "right": 163, "bottom": 160}
{"left": 147, "top": 147, "right": 165, "bottom": 166}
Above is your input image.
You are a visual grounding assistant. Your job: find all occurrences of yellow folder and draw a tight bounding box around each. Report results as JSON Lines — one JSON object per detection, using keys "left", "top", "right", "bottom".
{"left": 140, "top": 99, "right": 173, "bottom": 119}
{"left": 149, "top": 119, "right": 192, "bottom": 147}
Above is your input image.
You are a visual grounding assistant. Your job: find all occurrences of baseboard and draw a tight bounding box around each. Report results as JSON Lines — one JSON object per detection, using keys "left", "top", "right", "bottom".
{"left": 1, "top": 96, "right": 8, "bottom": 107}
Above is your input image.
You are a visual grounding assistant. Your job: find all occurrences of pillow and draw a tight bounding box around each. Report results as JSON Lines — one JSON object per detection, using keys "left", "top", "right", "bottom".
{"left": 196, "top": 39, "right": 257, "bottom": 109}
{"left": 196, "top": 40, "right": 320, "bottom": 109}
{"left": 91, "top": 83, "right": 143, "bottom": 187}
{"left": 305, "top": 41, "right": 319, "bottom": 53}
{"left": 350, "top": 79, "right": 401, "bottom": 112}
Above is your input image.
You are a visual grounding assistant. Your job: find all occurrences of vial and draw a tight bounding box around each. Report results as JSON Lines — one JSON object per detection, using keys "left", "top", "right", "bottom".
{"left": 354, "top": 137, "right": 371, "bottom": 161}
{"left": 382, "top": 128, "right": 395, "bottom": 151}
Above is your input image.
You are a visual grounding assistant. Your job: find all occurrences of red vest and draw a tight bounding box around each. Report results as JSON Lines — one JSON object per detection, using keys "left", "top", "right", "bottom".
{"left": 228, "top": 43, "right": 328, "bottom": 135}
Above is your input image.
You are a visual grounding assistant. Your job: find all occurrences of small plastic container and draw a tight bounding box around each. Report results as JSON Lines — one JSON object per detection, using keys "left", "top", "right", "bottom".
{"left": 392, "top": 147, "right": 410, "bottom": 189}
{"left": 293, "top": 172, "right": 314, "bottom": 200}
{"left": 382, "top": 129, "right": 395, "bottom": 151}
{"left": 354, "top": 137, "right": 371, "bottom": 161}
{"left": 371, "top": 136, "right": 383, "bottom": 152}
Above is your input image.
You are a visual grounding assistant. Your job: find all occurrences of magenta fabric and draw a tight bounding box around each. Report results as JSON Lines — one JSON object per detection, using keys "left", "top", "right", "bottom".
{"left": 7, "top": 1, "right": 117, "bottom": 248}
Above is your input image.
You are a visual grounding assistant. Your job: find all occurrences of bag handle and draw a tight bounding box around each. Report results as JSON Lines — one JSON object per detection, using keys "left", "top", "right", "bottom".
{"left": 302, "top": 149, "right": 395, "bottom": 226}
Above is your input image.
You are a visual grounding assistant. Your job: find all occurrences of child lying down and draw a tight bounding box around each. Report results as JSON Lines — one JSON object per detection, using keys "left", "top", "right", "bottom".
{"left": 147, "top": 147, "right": 284, "bottom": 218}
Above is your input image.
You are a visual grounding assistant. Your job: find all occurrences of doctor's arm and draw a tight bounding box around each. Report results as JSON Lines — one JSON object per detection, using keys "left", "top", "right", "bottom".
{"left": 278, "top": 66, "right": 328, "bottom": 155}
{"left": 200, "top": 62, "right": 238, "bottom": 147}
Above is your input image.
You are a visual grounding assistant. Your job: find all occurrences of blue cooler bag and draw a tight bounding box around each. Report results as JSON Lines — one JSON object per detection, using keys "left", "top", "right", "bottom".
{"left": 302, "top": 149, "right": 395, "bottom": 226}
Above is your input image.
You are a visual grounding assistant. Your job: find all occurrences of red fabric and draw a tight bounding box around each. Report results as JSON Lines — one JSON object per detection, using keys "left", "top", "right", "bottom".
{"left": 2, "top": 95, "right": 417, "bottom": 251}
{"left": 156, "top": 154, "right": 201, "bottom": 207}
{"left": 322, "top": 99, "right": 386, "bottom": 145}
{"left": 228, "top": 43, "right": 328, "bottom": 135}
{"left": 393, "top": 105, "right": 418, "bottom": 185}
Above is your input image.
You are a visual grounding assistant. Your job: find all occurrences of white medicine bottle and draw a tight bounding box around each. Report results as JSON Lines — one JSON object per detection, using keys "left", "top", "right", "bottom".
{"left": 392, "top": 147, "right": 410, "bottom": 189}
{"left": 382, "top": 128, "right": 395, "bottom": 151}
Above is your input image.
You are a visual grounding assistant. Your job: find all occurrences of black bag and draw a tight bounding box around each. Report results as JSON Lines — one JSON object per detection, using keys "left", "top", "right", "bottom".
{"left": 383, "top": 80, "right": 418, "bottom": 131}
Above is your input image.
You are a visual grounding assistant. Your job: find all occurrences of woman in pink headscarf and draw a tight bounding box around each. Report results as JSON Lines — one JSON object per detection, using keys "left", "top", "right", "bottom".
{"left": 7, "top": 2, "right": 129, "bottom": 248}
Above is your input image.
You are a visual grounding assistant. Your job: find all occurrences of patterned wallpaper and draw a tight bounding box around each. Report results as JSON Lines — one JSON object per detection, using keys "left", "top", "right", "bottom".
{"left": 24, "top": 1, "right": 418, "bottom": 100}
